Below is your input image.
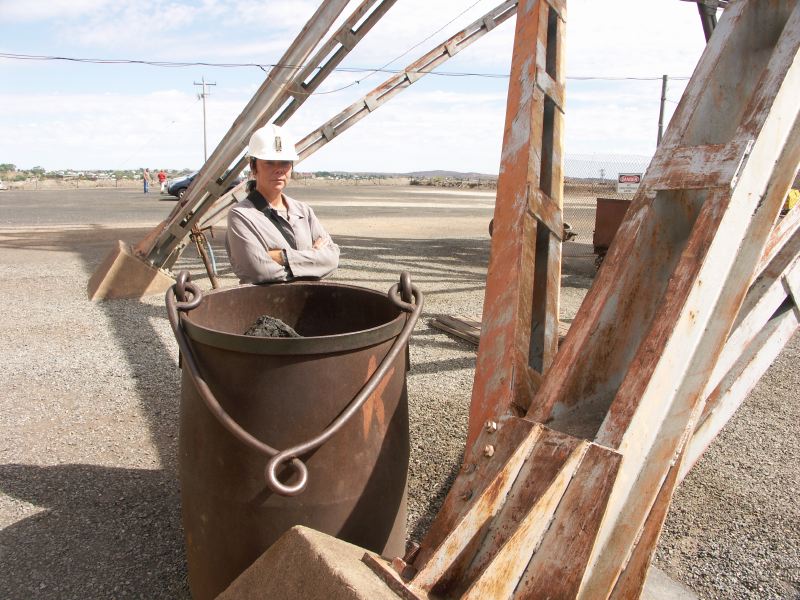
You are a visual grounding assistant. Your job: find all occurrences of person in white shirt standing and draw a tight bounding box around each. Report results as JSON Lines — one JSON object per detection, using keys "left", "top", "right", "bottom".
{"left": 226, "top": 124, "right": 340, "bottom": 284}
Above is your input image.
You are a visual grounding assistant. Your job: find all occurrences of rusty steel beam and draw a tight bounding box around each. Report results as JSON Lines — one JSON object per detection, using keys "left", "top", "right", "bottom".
{"left": 198, "top": 0, "right": 520, "bottom": 231}
{"left": 683, "top": 299, "right": 799, "bottom": 479}
{"left": 678, "top": 0, "right": 729, "bottom": 42}
{"left": 554, "top": 3, "right": 800, "bottom": 595}
{"left": 681, "top": 232, "right": 800, "bottom": 478}
{"left": 464, "top": 0, "right": 566, "bottom": 450}
{"left": 709, "top": 228, "right": 800, "bottom": 399}
{"left": 366, "top": 416, "right": 621, "bottom": 598}
{"left": 618, "top": 215, "right": 800, "bottom": 590}
{"left": 608, "top": 447, "right": 685, "bottom": 600}
{"left": 115, "top": 0, "right": 394, "bottom": 274}
{"left": 757, "top": 202, "right": 800, "bottom": 275}
{"left": 365, "top": 2, "right": 800, "bottom": 598}
{"left": 296, "top": 0, "right": 519, "bottom": 161}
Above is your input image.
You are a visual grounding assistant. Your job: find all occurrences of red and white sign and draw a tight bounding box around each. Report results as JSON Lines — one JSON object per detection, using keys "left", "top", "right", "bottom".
{"left": 616, "top": 172, "right": 642, "bottom": 195}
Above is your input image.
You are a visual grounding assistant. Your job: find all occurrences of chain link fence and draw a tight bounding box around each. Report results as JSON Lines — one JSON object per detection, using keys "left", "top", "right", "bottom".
{"left": 563, "top": 154, "right": 652, "bottom": 243}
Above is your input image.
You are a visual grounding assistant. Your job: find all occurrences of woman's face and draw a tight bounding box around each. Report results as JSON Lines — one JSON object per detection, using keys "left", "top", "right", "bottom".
{"left": 254, "top": 159, "right": 292, "bottom": 197}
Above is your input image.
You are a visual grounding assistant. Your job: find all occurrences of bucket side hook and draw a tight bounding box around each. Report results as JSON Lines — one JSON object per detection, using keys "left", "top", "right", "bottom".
{"left": 166, "top": 272, "right": 308, "bottom": 488}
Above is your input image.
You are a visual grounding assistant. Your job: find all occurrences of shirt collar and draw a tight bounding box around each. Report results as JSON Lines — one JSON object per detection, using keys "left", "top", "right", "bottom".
{"left": 247, "top": 190, "right": 304, "bottom": 218}
{"left": 247, "top": 189, "right": 270, "bottom": 212}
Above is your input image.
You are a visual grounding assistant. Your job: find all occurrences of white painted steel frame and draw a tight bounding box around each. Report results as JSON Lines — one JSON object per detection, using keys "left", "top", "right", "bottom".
{"left": 579, "top": 3, "right": 800, "bottom": 594}
{"left": 135, "top": 0, "right": 392, "bottom": 267}
{"left": 198, "top": 0, "right": 521, "bottom": 231}
{"left": 396, "top": 2, "right": 800, "bottom": 598}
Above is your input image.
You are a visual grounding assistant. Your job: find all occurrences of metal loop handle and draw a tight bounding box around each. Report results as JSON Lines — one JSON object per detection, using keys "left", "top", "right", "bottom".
{"left": 166, "top": 272, "right": 306, "bottom": 492}
{"left": 174, "top": 271, "right": 203, "bottom": 311}
{"left": 167, "top": 270, "right": 423, "bottom": 497}
{"left": 265, "top": 272, "right": 423, "bottom": 496}
{"left": 398, "top": 271, "right": 413, "bottom": 305}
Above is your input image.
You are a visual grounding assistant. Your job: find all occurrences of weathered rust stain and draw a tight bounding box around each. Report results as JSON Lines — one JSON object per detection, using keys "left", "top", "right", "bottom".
{"left": 467, "top": 0, "right": 565, "bottom": 449}
{"left": 514, "top": 443, "right": 622, "bottom": 597}
{"left": 361, "top": 354, "right": 393, "bottom": 438}
{"left": 412, "top": 419, "right": 539, "bottom": 572}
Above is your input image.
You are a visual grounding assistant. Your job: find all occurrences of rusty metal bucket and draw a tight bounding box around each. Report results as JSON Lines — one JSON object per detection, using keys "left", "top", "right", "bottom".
{"left": 165, "top": 272, "right": 422, "bottom": 600}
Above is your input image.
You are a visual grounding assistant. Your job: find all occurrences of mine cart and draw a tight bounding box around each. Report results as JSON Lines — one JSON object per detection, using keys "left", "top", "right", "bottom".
{"left": 593, "top": 197, "right": 632, "bottom": 267}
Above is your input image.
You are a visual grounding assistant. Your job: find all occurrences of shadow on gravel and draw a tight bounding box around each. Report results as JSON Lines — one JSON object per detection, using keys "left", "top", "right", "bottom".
{"left": 0, "top": 463, "right": 188, "bottom": 600}
{"left": 0, "top": 224, "right": 593, "bottom": 598}
{"left": 408, "top": 460, "right": 463, "bottom": 542}
{"left": 0, "top": 225, "right": 497, "bottom": 467}
{"left": 210, "top": 234, "right": 494, "bottom": 294}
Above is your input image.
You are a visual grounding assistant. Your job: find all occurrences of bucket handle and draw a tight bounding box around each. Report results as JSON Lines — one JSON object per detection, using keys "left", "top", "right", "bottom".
{"left": 165, "top": 271, "right": 423, "bottom": 497}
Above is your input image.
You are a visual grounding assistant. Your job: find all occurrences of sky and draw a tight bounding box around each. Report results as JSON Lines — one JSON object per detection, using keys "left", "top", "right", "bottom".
{"left": 0, "top": 0, "right": 715, "bottom": 174}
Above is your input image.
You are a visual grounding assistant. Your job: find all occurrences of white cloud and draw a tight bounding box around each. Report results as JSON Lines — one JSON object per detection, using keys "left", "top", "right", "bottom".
{"left": 0, "top": 0, "right": 720, "bottom": 172}
{"left": 0, "top": 0, "right": 110, "bottom": 22}
{"left": 567, "top": 1, "right": 707, "bottom": 77}
{"left": 295, "top": 87, "right": 508, "bottom": 173}
{"left": 0, "top": 90, "right": 208, "bottom": 169}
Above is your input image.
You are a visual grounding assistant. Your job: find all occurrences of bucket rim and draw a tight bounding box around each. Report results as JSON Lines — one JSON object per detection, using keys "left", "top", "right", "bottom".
{"left": 181, "top": 280, "right": 407, "bottom": 355}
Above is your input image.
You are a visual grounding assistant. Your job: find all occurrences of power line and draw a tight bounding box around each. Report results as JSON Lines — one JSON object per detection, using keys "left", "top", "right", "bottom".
{"left": 354, "top": 0, "right": 485, "bottom": 86}
{"left": 0, "top": 52, "right": 690, "bottom": 83}
{"left": 294, "top": 0, "right": 487, "bottom": 96}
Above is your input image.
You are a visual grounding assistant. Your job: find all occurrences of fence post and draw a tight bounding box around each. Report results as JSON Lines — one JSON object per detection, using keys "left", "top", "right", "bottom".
{"left": 657, "top": 74, "right": 668, "bottom": 146}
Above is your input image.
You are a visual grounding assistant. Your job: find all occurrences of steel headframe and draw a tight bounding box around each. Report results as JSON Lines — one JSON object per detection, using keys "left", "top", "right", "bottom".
{"left": 88, "top": 1, "right": 523, "bottom": 298}
{"left": 364, "top": 2, "right": 800, "bottom": 598}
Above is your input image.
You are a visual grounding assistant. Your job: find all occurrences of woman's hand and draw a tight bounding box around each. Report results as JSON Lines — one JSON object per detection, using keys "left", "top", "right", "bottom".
{"left": 268, "top": 238, "right": 328, "bottom": 266}
{"left": 268, "top": 249, "right": 285, "bottom": 265}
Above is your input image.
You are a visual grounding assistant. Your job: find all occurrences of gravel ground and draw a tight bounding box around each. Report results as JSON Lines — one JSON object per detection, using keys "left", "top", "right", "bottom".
{"left": 0, "top": 187, "right": 797, "bottom": 599}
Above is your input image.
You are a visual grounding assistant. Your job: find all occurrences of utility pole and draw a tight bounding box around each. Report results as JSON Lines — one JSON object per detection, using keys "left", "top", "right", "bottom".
{"left": 194, "top": 77, "right": 217, "bottom": 162}
{"left": 657, "top": 74, "right": 668, "bottom": 146}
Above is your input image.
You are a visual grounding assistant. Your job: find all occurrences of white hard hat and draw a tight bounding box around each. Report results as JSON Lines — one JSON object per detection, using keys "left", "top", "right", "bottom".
{"left": 248, "top": 124, "right": 299, "bottom": 161}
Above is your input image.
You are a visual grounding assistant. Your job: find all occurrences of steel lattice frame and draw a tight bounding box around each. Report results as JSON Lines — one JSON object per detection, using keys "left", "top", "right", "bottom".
{"left": 88, "top": 1, "right": 800, "bottom": 596}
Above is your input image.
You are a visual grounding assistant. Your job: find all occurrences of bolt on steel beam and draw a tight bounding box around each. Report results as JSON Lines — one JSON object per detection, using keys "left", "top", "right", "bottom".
{"left": 377, "top": 2, "right": 800, "bottom": 598}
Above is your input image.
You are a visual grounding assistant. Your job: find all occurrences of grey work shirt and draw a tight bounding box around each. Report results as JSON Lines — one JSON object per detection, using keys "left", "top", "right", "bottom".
{"left": 226, "top": 192, "right": 340, "bottom": 284}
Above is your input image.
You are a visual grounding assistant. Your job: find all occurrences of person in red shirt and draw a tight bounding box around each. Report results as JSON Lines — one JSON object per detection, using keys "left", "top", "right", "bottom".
{"left": 157, "top": 169, "right": 167, "bottom": 193}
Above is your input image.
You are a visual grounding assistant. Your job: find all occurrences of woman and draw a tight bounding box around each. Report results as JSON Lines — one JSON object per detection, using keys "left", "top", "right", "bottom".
{"left": 225, "top": 124, "right": 339, "bottom": 284}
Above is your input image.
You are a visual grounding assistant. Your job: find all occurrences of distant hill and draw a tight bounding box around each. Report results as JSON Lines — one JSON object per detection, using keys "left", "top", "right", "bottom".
{"left": 298, "top": 170, "right": 499, "bottom": 181}
{"left": 404, "top": 170, "right": 497, "bottom": 180}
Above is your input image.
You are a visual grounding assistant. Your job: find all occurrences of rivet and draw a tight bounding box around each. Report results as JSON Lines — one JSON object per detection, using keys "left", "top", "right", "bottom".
{"left": 461, "top": 488, "right": 474, "bottom": 501}
{"left": 485, "top": 420, "right": 498, "bottom": 434}
{"left": 483, "top": 444, "right": 495, "bottom": 458}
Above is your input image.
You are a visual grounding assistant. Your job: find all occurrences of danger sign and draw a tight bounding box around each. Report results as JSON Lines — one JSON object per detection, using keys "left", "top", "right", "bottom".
{"left": 616, "top": 172, "right": 642, "bottom": 195}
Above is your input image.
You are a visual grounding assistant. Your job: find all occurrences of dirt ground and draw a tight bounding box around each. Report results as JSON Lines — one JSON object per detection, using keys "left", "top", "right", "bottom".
{"left": 0, "top": 186, "right": 797, "bottom": 599}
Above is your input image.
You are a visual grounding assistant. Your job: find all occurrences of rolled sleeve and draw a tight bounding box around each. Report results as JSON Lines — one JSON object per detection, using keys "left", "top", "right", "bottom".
{"left": 283, "top": 203, "right": 340, "bottom": 279}
{"left": 285, "top": 243, "right": 340, "bottom": 279}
